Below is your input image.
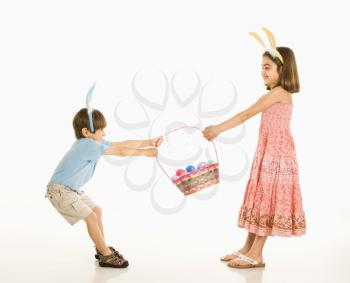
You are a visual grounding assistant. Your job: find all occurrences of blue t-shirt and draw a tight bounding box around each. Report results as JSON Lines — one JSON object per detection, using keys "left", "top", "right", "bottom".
{"left": 49, "top": 138, "right": 112, "bottom": 191}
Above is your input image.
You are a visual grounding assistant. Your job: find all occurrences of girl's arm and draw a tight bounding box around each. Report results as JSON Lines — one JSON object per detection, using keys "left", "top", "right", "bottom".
{"left": 203, "top": 89, "right": 282, "bottom": 141}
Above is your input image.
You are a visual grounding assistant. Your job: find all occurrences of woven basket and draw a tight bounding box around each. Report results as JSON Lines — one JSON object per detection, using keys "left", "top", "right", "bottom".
{"left": 156, "top": 126, "right": 220, "bottom": 196}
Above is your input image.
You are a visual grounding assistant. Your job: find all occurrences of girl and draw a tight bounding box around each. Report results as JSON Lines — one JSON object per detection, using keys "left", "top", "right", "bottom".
{"left": 202, "top": 41, "right": 306, "bottom": 268}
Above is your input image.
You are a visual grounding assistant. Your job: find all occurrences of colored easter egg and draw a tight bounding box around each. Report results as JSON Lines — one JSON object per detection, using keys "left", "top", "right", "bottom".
{"left": 186, "top": 165, "right": 195, "bottom": 172}
{"left": 176, "top": 169, "right": 186, "bottom": 176}
{"left": 207, "top": 160, "right": 215, "bottom": 164}
{"left": 197, "top": 162, "right": 207, "bottom": 169}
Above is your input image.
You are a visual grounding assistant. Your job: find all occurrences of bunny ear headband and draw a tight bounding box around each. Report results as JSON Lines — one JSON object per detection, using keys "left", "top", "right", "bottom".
{"left": 85, "top": 82, "right": 97, "bottom": 132}
{"left": 249, "top": 27, "right": 284, "bottom": 64}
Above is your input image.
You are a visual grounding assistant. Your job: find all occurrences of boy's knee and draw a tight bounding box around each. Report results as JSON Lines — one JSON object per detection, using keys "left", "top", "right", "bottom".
{"left": 84, "top": 211, "right": 98, "bottom": 224}
{"left": 92, "top": 206, "right": 102, "bottom": 217}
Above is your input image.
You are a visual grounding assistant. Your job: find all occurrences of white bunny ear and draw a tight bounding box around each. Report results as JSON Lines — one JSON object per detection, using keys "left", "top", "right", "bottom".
{"left": 250, "top": 27, "right": 284, "bottom": 64}
{"left": 262, "top": 27, "right": 276, "bottom": 49}
{"left": 249, "top": 32, "right": 267, "bottom": 49}
{"left": 86, "top": 81, "right": 97, "bottom": 108}
{"left": 85, "top": 82, "right": 97, "bottom": 132}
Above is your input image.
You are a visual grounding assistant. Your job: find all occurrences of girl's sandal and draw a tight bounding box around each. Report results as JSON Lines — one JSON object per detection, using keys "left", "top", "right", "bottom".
{"left": 227, "top": 255, "right": 265, "bottom": 269}
{"left": 220, "top": 251, "right": 243, "bottom": 262}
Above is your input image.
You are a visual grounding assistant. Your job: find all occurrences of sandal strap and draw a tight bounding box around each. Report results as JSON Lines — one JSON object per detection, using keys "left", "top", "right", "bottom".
{"left": 231, "top": 251, "right": 243, "bottom": 258}
{"left": 237, "top": 255, "right": 258, "bottom": 265}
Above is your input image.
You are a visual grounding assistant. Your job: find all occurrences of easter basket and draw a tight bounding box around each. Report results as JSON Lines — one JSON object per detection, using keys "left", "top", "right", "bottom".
{"left": 156, "top": 126, "right": 219, "bottom": 196}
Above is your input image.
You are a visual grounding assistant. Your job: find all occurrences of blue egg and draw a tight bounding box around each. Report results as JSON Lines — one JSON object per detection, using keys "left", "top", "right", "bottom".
{"left": 186, "top": 165, "right": 196, "bottom": 172}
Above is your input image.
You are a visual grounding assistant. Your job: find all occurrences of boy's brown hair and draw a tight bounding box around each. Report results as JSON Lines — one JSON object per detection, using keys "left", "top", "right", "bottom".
{"left": 263, "top": 46, "right": 300, "bottom": 93}
{"left": 72, "top": 108, "right": 107, "bottom": 139}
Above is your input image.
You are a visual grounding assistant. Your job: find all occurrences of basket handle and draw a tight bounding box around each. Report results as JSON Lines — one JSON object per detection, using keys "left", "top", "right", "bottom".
{"left": 156, "top": 125, "right": 219, "bottom": 181}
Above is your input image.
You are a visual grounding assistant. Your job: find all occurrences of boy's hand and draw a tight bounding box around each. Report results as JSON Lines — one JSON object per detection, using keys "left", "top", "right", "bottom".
{"left": 150, "top": 136, "right": 164, "bottom": 147}
{"left": 146, "top": 148, "right": 158, "bottom": 157}
{"left": 202, "top": 126, "right": 220, "bottom": 141}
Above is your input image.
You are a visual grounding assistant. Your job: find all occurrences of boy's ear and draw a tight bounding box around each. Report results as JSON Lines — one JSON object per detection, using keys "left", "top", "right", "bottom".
{"left": 81, "top": 127, "right": 90, "bottom": 137}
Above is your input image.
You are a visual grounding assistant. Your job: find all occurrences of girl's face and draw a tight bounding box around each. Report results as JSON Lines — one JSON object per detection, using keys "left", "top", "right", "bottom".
{"left": 261, "top": 56, "right": 280, "bottom": 88}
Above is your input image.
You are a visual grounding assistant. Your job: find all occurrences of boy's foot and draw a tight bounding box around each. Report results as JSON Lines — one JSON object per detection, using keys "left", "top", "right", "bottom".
{"left": 95, "top": 246, "right": 123, "bottom": 260}
{"left": 98, "top": 251, "right": 129, "bottom": 268}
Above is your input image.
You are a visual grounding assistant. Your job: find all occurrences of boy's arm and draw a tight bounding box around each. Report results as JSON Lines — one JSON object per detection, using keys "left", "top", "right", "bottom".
{"left": 110, "top": 137, "right": 163, "bottom": 149}
{"left": 104, "top": 145, "right": 157, "bottom": 157}
{"left": 111, "top": 139, "right": 151, "bottom": 149}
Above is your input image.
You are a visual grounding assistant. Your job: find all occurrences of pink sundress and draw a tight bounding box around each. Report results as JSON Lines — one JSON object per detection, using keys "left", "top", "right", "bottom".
{"left": 238, "top": 102, "right": 306, "bottom": 237}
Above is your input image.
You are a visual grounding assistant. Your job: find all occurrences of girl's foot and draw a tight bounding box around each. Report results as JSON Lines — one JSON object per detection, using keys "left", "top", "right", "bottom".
{"left": 220, "top": 247, "right": 250, "bottom": 262}
{"left": 228, "top": 252, "right": 264, "bottom": 268}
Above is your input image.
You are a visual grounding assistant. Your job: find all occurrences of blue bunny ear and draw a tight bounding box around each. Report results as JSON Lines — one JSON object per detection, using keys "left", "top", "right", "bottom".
{"left": 86, "top": 82, "right": 97, "bottom": 108}
{"left": 86, "top": 82, "right": 97, "bottom": 132}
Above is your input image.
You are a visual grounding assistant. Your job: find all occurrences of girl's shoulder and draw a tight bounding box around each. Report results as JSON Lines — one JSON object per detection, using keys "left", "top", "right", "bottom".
{"left": 271, "top": 87, "right": 293, "bottom": 104}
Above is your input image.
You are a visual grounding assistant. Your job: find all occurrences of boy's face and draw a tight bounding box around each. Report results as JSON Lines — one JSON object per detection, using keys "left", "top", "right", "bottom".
{"left": 82, "top": 128, "right": 106, "bottom": 142}
{"left": 261, "top": 56, "right": 280, "bottom": 88}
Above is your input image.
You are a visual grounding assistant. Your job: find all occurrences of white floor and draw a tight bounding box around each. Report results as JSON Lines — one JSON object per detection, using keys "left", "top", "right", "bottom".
{"left": 1, "top": 198, "right": 350, "bottom": 283}
{"left": 2, "top": 238, "right": 349, "bottom": 283}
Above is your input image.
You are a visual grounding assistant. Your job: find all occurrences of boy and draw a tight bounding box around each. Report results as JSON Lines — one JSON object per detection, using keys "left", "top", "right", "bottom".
{"left": 45, "top": 108, "right": 163, "bottom": 268}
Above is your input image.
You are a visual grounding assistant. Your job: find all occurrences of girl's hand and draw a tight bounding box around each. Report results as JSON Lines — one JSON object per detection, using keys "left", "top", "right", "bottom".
{"left": 150, "top": 136, "right": 164, "bottom": 147}
{"left": 202, "top": 126, "right": 220, "bottom": 141}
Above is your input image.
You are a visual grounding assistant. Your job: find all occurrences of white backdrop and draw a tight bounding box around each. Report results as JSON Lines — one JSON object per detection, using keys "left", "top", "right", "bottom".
{"left": 1, "top": 1, "right": 349, "bottom": 283}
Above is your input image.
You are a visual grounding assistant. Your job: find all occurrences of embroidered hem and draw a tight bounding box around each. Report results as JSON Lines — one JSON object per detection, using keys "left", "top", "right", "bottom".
{"left": 238, "top": 206, "right": 306, "bottom": 237}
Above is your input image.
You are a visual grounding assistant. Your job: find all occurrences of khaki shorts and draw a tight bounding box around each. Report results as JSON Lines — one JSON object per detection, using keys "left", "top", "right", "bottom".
{"left": 45, "top": 183, "right": 97, "bottom": 225}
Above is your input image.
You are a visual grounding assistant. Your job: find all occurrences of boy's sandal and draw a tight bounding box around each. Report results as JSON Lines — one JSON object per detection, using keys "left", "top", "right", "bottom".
{"left": 95, "top": 246, "right": 110, "bottom": 259}
{"left": 227, "top": 255, "right": 265, "bottom": 269}
{"left": 95, "top": 246, "right": 127, "bottom": 262}
{"left": 220, "top": 251, "right": 243, "bottom": 262}
{"left": 98, "top": 252, "right": 129, "bottom": 268}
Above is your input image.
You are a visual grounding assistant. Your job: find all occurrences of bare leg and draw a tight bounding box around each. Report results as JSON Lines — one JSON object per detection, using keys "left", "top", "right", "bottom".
{"left": 221, "top": 232, "right": 256, "bottom": 261}
{"left": 84, "top": 212, "right": 111, "bottom": 256}
{"left": 92, "top": 206, "right": 105, "bottom": 240}
{"left": 241, "top": 232, "right": 256, "bottom": 252}
{"left": 232, "top": 235, "right": 267, "bottom": 266}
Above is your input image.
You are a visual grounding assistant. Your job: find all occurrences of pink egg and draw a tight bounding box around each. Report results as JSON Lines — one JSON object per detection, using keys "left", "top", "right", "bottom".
{"left": 176, "top": 169, "right": 186, "bottom": 176}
